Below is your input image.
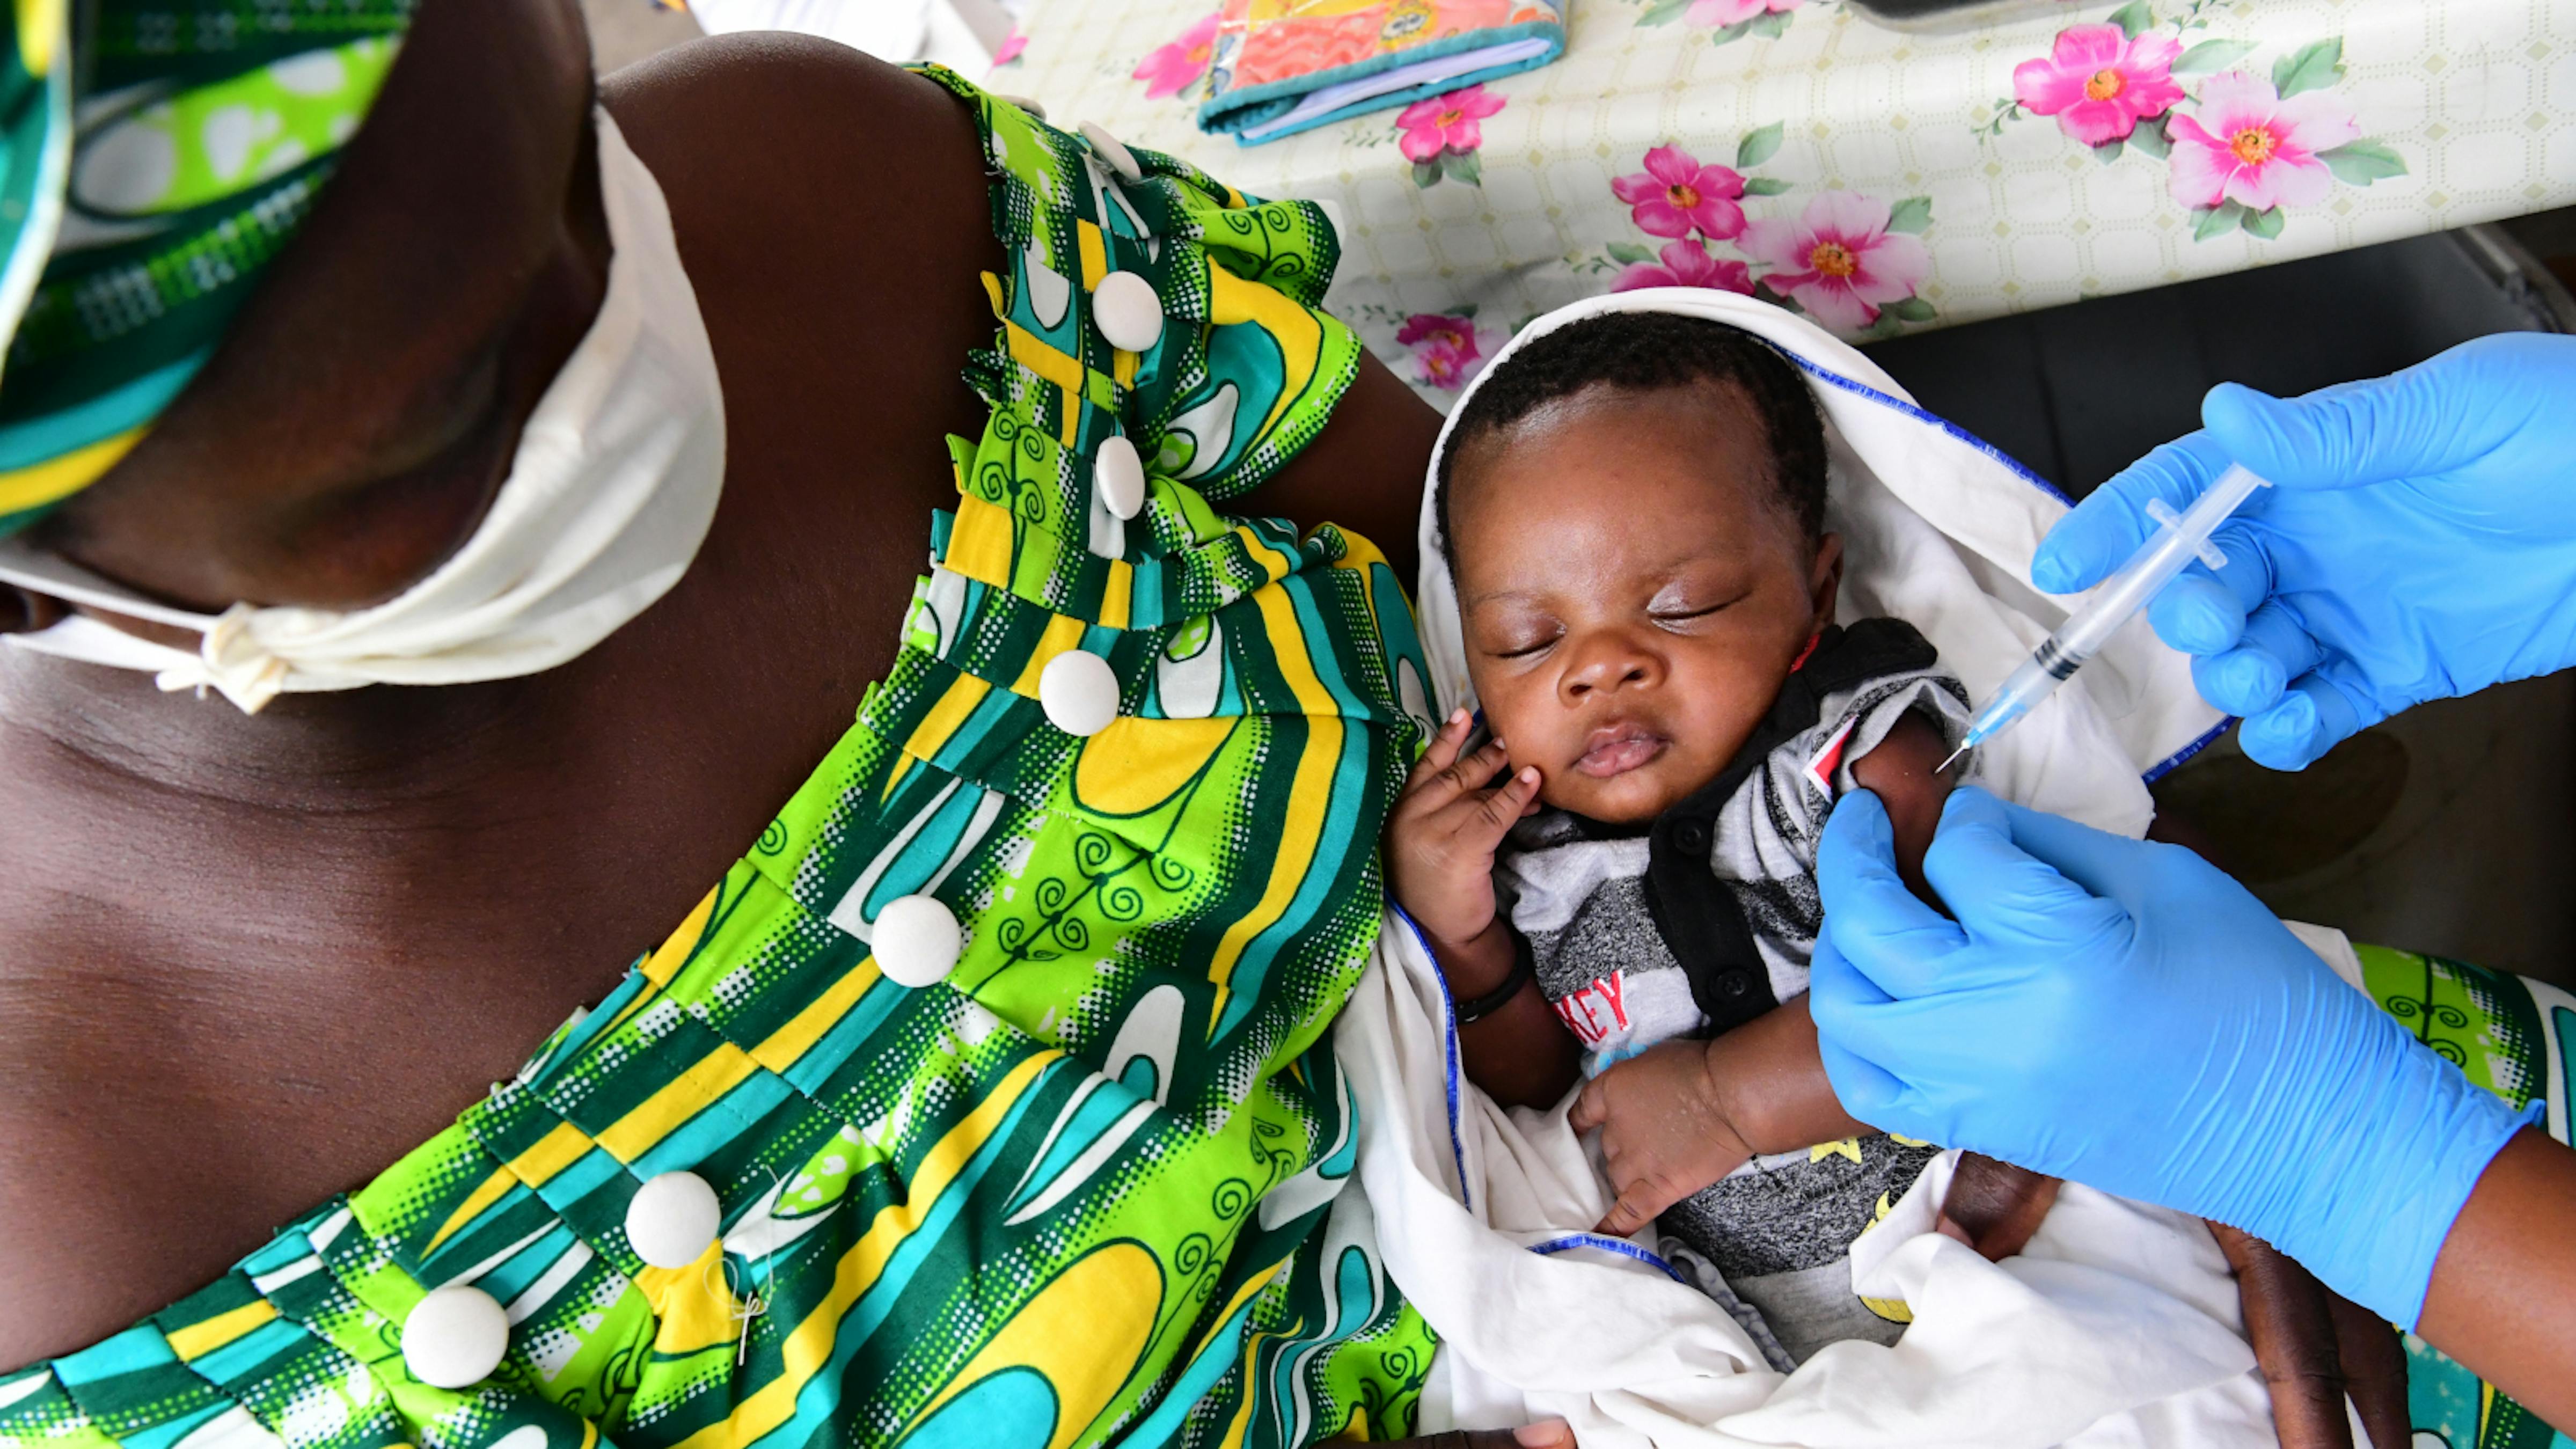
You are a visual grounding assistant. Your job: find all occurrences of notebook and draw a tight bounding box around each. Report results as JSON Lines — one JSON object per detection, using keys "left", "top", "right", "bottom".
{"left": 1199, "top": 0, "right": 1568, "bottom": 145}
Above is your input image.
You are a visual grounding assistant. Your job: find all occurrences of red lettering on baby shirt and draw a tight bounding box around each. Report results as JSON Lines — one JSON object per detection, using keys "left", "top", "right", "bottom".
{"left": 1551, "top": 971, "right": 1631, "bottom": 1046}
{"left": 1593, "top": 970, "right": 1631, "bottom": 1029}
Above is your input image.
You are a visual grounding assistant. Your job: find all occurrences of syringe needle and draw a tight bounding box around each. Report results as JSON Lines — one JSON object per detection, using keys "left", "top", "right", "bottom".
{"left": 1936, "top": 742, "right": 1969, "bottom": 775}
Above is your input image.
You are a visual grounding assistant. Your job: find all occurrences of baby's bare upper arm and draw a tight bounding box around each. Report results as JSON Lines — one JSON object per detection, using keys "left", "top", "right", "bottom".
{"left": 1846, "top": 709, "right": 1957, "bottom": 902}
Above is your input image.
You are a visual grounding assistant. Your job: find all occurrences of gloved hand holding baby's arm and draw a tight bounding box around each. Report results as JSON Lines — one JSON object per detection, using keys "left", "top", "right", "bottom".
{"left": 1811, "top": 785, "right": 2531, "bottom": 1328}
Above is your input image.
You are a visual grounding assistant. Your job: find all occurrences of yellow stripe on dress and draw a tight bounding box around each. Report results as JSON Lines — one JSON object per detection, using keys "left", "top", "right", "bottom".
{"left": 1074, "top": 220, "right": 1108, "bottom": 291}
{"left": 1000, "top": 317, "right": 1085, "bottom": 448}
{"left": 642, "top": 887, "right": 724, "bottom": 987}
{"left": 422, "top": 1167, "right": 519, "bottom": 1255}
{"left": 906, "top": 671, "right": 992, "bottom": 762}
{"left": 669, "top": 1053, "right": 1055, "bottom": 1449}
{"left": 634, "top": 1239, "right": 741, "bottom": 1357}
{"left": 595, "top": 1043, "right": 760, "bottom": 1164}
{"left": 0, "top": 427, "right": 141, "bottom": 516}
{"left": 1228, "top": 522, "right": 1298, "bottom": 587}
{"left": 1206, "top": 268, "right": 1321, "bottom": 443}
{"left": 165, "top": 1300, "right": 277, "bottom": 1361}
{"left": 508, "top": 1121, "right": 595, "bottom": 1188}
{"left": 1008, "top": 612, "right": 1089, "bottom": 699}
{"left": 1202, "top": 576, "right": 1343, "bottom": 1028}
{"left": 906, "top": 1241, "right": 1162, "bottom": 1449}
{"left": 942, "top": 495, "right": 1017, "bottom": 590}
{"left": 1204, "top": 715, "right": 1338, "bottom": 1034}
{"left": 749, "top": 956, "right": 886, "bottom": 1077}
{"left": 16, "top": 0, "right": 63, "bottom": 74}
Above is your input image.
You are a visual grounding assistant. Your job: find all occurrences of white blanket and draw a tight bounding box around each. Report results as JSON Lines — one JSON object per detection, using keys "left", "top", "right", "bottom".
{"left": 1340, "top": 288, "right": 2358, "bottom": 1446}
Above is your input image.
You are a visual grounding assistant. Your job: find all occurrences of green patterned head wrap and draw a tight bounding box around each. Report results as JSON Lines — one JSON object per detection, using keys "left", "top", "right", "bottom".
{"left": 0, "top": 0, "right": 413, "bottom": 538}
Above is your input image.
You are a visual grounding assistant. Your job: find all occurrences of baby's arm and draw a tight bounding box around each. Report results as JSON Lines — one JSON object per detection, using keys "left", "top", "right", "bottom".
{"left": 1384, "top": 710, "right": 1582, "bottom": 1109}
{"left": 1575, "top": 710, "right": 1957, "bottom": 1235}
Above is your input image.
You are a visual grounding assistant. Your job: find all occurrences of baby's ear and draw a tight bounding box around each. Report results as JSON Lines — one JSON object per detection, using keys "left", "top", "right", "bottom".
{"left": 1807, "top": 532, "right": 1845, "bottom": 625}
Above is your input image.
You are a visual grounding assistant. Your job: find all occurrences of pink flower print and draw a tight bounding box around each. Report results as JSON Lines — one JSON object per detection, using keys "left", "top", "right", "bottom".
{"left": 1135, "top": 13, "right": 1221, "bottom": 100}
{"left": 2166, "top": 70, "right": 2360, "bottom": 213}
{"left": 2011, "top": 24, "right": 2184, "bottom": 146}
{"left": 1685, "top": 0, "right": 1799, "bottom": 25}
{"left": 1611, "top": 145, "right": 1747, "bottom": 241}
{"left": 1396, "top": 313, "right": 1488, "bottom": 390}
{"left": 1397, "top": 85, "right": 1506, "bottom": 163}
{"left": 1738, "top": 191, "right": 1930, "bottom": 331}
{"left": 1611, "top": 239, "right": 1755, "bottom": 295}
{"left": 992, "top": 27, "right": 1028, "bottom": 66}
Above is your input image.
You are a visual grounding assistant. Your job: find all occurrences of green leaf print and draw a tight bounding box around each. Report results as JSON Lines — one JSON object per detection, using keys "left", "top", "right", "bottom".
{"left": 2128, "top": 114, "right": 2171, "bottom": 159}
{"left": 1885, "top": 195, "right": 1933, "bottom": 233}
{"left": 2094, "top": 137, "right": 2125, "bottom": 163}
{"left": 1606, "top": 240, "right": 1656, "bottom": 264}
{"left": 1412, "top": 158, "right": 1444, "bottom": 188}
{"left": 2242, "top": 204, "right": 2285, "bottom": 239}
{"left": 2193, "top": 199, "right": 2248, "bottom": 240}
{"left": 1885, "top": 296, "right": 1937, "bottom": 322}
{"left": 1741, "top": 176, "right": 1792, "bottom": 195}
{"left": 2271, "top": 38, "right": 2346, "bottom": 99}
{"left": 2171, "top": 37, "right": 2257, "bottom": 75}
{"left": 1634, "top": 0, "right": 1693, "bottom": 25}
{"left": 1747, "top": 10, "right": 1790, "bottom": 38}
{"left": 1442, "top": 149, "right": 1483, "bottom": 185}
{"left": 2318, "top": 140, "right": 2407, "bottom": 184}
{"left": 1736, "top": 120, "right": 1785, "bottom": 169}
{"left": 2106, "top": 2, "right": 2154, "bottom": 40}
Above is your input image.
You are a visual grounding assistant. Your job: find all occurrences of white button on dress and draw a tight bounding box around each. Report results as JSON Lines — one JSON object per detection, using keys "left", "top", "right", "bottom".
{"left": 1094, "top": 435, "right": 1146, "bottom": 521}
{"left": 994, "top": 93, "right": 1047, "bottom": 120}
{"left": 401, "top": 1285, "right": 510, "bottom": 1389}
{"left": 874, "top": 894, "right": 963, "bottom": 988}
{"left": 1092, "top": 272, "right": 1165, "bottom": 354}
{"left": 625, "top": 1170, "right": 722, "bottom": 1269}
{"left": 1078, "top": 121, "right": 1143, "bottom": 181}
{"left": 1039, "top": 649, "right": 1121, "bottom": 737}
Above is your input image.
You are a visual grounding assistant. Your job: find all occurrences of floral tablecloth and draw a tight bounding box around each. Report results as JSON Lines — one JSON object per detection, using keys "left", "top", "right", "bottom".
{"left": 996, "top": 0, "right": 2576, "bottom": 398}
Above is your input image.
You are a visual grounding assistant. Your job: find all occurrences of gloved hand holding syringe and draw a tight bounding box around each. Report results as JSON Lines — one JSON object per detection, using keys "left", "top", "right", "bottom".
{"left": 1938, "top": 462, "right": 2271, "bottom": 773}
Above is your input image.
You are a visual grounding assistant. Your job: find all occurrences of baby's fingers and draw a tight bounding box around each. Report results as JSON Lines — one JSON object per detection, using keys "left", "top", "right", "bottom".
{"left": 1406, "top": 708, "right": 1476, "bottom": 786}
{"left": 1596, "top": 1180, "right": 1675, "bottom": 1239}
{"left": 1570, "top": 1073, "right": 1608, "bottom": 1135}
{"left": 1463, "top": 765, "right": 1545, "bottom": 842}
{"left": 1406, "top": 736, "right": 1514, "bottom": 812}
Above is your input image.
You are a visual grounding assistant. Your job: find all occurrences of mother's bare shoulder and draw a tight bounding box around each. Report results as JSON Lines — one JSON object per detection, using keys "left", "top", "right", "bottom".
{"left": 600, "top": 34, "right": 1000, "bottom": 297}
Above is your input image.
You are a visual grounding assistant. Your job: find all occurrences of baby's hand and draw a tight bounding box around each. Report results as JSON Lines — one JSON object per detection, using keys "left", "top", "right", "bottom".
{"left": 1386, "top": 708, "right": 1543, "bottom": 951}
{"left": 1570, "top": 1039, "right": 1755, "bottom": 1238}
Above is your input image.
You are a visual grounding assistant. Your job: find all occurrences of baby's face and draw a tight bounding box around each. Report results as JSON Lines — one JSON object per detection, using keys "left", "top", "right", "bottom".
{"left": 1451, "top": 382, "right": 1839, "bottom": 825}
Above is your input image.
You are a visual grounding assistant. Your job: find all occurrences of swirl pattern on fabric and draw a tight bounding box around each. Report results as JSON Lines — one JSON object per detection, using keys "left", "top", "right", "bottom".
{"left": 0, "top": 70, "right": 1440, "bottom": 1449}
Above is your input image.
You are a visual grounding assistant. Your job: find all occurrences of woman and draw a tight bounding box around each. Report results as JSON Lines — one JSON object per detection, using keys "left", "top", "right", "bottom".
{"left": 0, "top": 4, "right": 1510, "bottom": 1445}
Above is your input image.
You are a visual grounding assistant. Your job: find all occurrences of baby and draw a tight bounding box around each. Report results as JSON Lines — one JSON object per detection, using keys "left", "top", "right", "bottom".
{"left": 1386, "top": 309, "right": 2409, "bottom": 1443}
{"left": 1386, "top": 310, "right": 1970, "bottom": 1366}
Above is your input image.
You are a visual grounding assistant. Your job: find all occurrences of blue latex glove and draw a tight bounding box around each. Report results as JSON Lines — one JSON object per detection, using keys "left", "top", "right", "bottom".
{"left": 1811, "top": 786, "right": 2536, "bottom": 1327}
{"left": 2031, "top": 332, "right": 2576, "bottom": 770}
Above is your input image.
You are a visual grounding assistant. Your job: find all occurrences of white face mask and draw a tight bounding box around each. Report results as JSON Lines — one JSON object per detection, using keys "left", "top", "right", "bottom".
{"left": 0, "top": 109, "right": 727, "bottom": 715}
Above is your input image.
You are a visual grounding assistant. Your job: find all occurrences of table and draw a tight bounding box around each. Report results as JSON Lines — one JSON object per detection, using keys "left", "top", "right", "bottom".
{"left": 998, "top": 0, "right": 2576, "bottom": 396}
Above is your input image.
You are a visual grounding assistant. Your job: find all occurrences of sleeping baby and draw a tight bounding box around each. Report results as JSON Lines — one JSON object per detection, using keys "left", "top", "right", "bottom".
{"left": 1383, "top": 308, "right": 2402, "bottom": 1443}
{"left": 1385, "top": 309, "right": 1979, "bottom": 1366}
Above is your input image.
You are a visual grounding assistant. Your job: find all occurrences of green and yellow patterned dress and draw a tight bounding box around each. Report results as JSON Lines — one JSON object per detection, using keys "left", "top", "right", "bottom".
{"left": 0, "top": 71, "right": 1441, "bottom": 1449}
{"left": 2352, "top": 947, "right": 2576, "bottom": 1449}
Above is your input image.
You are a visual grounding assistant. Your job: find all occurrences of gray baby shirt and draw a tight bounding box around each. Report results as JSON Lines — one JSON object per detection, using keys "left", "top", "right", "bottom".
{"left": 1496, "top": 618, "right": 1973, "bottom": 1366}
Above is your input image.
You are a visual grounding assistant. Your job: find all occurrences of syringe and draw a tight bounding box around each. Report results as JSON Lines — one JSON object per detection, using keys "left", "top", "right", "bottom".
{"left": 1937, "top": 462, "right": 2272, "bottom": 774}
